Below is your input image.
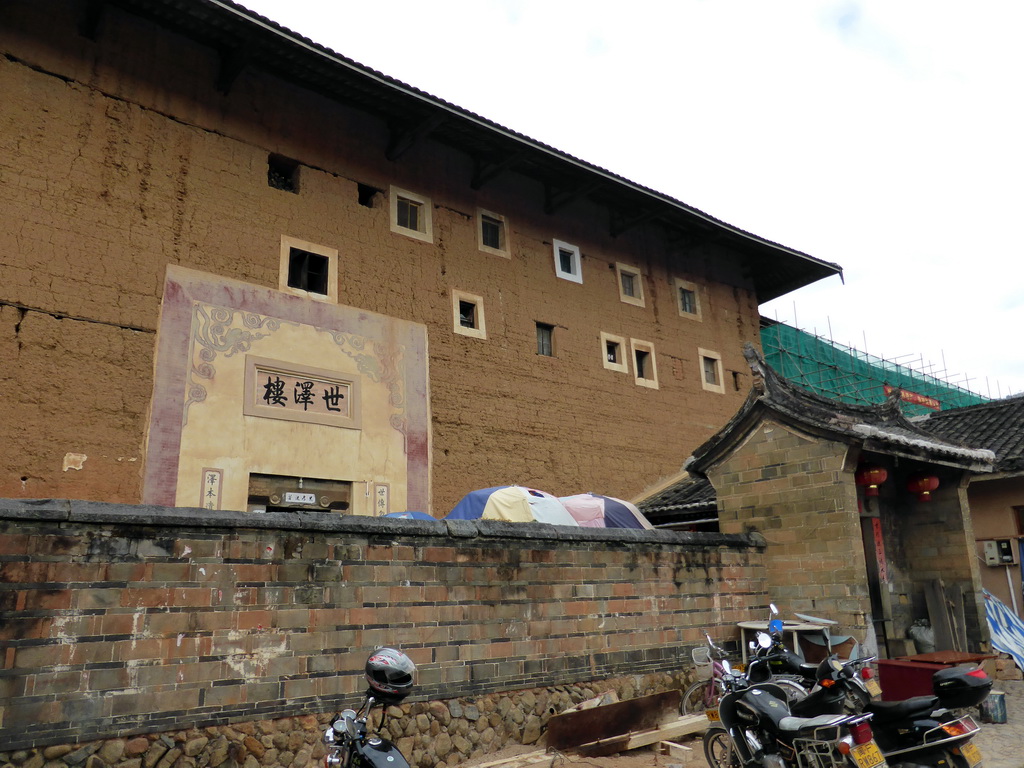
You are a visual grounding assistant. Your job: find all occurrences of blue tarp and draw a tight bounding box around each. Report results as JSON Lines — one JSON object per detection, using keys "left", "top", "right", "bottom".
{"left": 984, "top": 588, "right": 1024, "bottom": 672}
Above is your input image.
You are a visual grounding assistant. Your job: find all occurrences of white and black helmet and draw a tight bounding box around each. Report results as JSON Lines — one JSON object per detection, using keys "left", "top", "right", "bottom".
{"left": 365, "top": 647, "right": 416, "bottom": 701}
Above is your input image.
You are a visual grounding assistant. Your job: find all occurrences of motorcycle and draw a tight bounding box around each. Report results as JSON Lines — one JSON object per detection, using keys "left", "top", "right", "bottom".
{"left": 703, "top": 676, "right": 887, "bottom": 768}
{"left": 756, "top": 641, "right": 987, "bottom": 768}
{"left": 324, "top": 647, "right": 416, "bottom": 768}
{"left": 743, "top": 605, "right": 988, "bottom": 768}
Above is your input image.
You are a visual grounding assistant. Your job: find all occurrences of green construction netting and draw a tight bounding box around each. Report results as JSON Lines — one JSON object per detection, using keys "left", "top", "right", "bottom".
{"left": 760, "top": 323, "right": 988, "bottom": 417}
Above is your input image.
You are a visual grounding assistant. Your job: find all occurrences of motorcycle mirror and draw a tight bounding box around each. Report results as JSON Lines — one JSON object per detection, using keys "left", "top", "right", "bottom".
{"left": 342, "top": 709, "right": 358, "bottom": 738}
{"left": 769, "top": 603, "right": 778, "bottom": 616}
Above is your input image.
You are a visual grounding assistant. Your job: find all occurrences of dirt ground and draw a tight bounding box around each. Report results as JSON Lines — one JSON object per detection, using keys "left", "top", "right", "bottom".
{"left": 463, "top": 734, "right": 710, "bottom": 768}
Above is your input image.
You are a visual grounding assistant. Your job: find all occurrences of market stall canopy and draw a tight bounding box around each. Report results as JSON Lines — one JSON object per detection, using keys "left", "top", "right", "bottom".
{"left": 446, "top": 486, "right": 579, "bottom": 526}
{"left": 560, "top": 493, "right": 654, "bottom": 529}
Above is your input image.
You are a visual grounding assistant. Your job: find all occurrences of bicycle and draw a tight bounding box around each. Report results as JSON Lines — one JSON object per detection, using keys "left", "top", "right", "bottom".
{"left": 680, "top": 633, "right": 738, "bottom": 715}
{"left": 681, "top": 630, "right": 807, "bottom": 716}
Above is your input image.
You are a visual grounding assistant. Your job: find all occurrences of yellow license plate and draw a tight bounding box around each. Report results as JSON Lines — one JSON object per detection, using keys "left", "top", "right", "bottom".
{"left": 865, "top": 679, "right": 882, "bottom": 697}
{"left": 706, "top": 708, "right": 721, "bottom": 722}
{"left": 957, "top": 742, "right": 982, "bottom": 768}
{"left": 851, "top": 740, "right": 885, "bottom": 768}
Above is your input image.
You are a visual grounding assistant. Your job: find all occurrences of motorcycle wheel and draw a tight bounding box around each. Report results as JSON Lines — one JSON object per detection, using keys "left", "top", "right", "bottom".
{"left": 680, "top": 679, "right": 718, "bottom": 715}
{"left": 703, "top": 726, "right": 741, "bottom": 768}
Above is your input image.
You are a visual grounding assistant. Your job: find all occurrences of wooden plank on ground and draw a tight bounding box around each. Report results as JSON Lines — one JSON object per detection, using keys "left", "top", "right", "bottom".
{"left": 545, "top": 689, "right": 681, "bottom": 752}
{"left": 575, "top": 714, "right": 708, "bottom": 757}
{"left": 925, "top": 579, "right": 955, "bottom": 651}
{"left": 945, "top": 583, "right": 967, "bottom": 652}
{"left": 470, "top": 750, "right": 548, "bottom": 768}
{"left": 660, "top": 740, "right": 694, "bottom": 760}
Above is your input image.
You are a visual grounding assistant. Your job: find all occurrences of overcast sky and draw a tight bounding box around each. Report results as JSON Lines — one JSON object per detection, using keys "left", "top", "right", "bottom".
{"left": 237, "top": 0, "right": 1024, "bottom": 399}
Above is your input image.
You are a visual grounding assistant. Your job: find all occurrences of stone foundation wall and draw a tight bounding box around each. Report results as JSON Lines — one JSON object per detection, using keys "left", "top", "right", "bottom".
{"left": 0, "top": 672, "right": 693, "bottom": 768}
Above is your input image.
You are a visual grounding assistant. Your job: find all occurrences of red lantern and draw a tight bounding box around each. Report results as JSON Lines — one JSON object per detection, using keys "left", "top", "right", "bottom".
{"left": 855, "top": 465, "right": 888, "bottom": 497}
{"left": 907, "top": 474, "right": 940, "bottom": 502}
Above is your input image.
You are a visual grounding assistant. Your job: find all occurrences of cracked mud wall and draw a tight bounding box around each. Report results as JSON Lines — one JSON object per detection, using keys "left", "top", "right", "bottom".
{"left": 1, "top": 3, "right": 761, "bottom": 512}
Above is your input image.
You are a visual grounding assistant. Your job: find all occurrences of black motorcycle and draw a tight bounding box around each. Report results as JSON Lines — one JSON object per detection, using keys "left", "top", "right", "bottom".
{"left": 703, "top": 677, "right": 887, "bottom": 768}
{"left": 324, "top": 648, "right": 416, "bottom": 768}
{"left": 769, "top": 650, "right": 987, "bottom": 768}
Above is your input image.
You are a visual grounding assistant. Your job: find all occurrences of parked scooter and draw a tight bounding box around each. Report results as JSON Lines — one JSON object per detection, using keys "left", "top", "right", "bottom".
{"left": 323, "top": 648, "right": 416, "bottom": 768}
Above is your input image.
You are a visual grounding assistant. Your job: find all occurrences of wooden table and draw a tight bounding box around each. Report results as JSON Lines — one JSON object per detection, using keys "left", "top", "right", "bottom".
{"left": 737, "top": 620, "right": 830, "bottom": 664}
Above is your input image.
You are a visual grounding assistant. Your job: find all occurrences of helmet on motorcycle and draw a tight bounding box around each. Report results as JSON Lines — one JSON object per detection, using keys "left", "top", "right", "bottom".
{"left": 365, "top": 647, "right": 416, "bottom": 701}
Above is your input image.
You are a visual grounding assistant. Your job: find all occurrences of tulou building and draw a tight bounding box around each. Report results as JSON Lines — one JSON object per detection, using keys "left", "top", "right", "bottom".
{"left": 0, "top": 0, "right": 840, "bottom": 518}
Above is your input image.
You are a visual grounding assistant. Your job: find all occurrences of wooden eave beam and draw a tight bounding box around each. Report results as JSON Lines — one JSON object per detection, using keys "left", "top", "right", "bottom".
{"left": 470, "top": 150, "right": 528, "bottom": 190}
{"left": 544, "top": 180, "right": 604, "bottom": 215}
{"left": 216, "top": 42, "right": 253, "bottom": 94}
{"left": 386, "top": 111, "right": 447, "bottom": 162}
{"left": 609, "top": 208, "right": 660, "bottom": 238}
{"left": 79, "top": 0, "right": 106, "bottom": 40}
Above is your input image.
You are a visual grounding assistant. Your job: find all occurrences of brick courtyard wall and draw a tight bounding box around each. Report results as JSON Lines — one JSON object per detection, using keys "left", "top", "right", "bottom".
{"left": 0, "top": 499, "right": 767, "bottom": 755}
{"left": 706, "top": 420, "right": 873, "bottom": 639}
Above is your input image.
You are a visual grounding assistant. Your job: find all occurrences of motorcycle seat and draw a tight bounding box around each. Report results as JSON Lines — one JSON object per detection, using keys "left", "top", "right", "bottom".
{"left": 864, "top": 695, "right": 939, "bottom": 722}
{"left": 778, "top": 713, "right": 848, "bottom": 734}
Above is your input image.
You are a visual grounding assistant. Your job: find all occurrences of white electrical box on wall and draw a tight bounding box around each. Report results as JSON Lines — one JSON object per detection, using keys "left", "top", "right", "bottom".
{"left": 982, "top": 539, "right": 1018, "bottom": 566}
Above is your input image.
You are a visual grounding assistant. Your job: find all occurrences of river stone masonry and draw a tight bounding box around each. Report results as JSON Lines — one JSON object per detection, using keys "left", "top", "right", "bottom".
{"left": 0, "top": 672, "right": 691, "bottom": 768}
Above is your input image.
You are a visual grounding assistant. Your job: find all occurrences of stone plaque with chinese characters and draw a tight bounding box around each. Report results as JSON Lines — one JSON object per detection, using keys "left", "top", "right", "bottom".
{"left": 243, "top": 356, "right": 361, "bottom": 430}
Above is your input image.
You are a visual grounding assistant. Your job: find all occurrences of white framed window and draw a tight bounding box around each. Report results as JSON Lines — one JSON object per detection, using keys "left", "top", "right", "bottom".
{"left": 278, "top": 235, "right": 338, "bottom": 303}
{"left": 675, "top": 277, "right": 702, "bottom": 321}
{"left": 631, "top": 339, "right": 659, "bottom": 389}
{"left": 452, "top": 290, "right": 486, "bottom": 339}
{"left": 478, "top": 209, "right": 509, "bottom": 257}
{"left": 552, "top": 239, "right": 582, "bottom": 283}
{"left": 699, "top": 347, "right": 725, "bottom": 394}
{"left": 615, "top": 263, "right": 645, "bottom": 307}
{"left": 390, "top": 186, "right": 433, "bottom": 243}
{"left": 600, "top": 332, "right": 628, "bottom": 373}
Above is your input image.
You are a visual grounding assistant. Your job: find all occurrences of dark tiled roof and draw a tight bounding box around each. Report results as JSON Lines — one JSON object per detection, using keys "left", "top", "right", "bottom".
{"left": 920, "top": 394, "right": 1024, "bottom": 474}
{"left": 637, "top": 475, "right": 716, "bottom": 514}
{"left": 636, "top": 346, "right": 997, "bottom": 519}
{"left": 635, "top": 474, "right": 718, "bottom": 528}
{"left": 686, "top": 346, "right": 995, "bottom": 475}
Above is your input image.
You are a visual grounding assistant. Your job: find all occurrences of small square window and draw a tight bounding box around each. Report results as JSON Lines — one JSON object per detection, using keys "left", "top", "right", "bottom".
{"left": 390, "top": 186, "right": 433, "bottom": 243}
{"left": 397, "top": 198, "right": 421, "bottom": 231}
{"left": 631, "top": 339, "right": 659, "bottom": 389}
{"left": 703, "top": 357, "right": 719, "bottom": 385}
{"left": 536, "top": 323, "right": 554, "bottom": 357}
{"left": 600, "top": 332, "right": 628, "bottom": 373}
{"left": 268, "top": 154, "right": 299, "bottom": 193}
{"left": 699, "top": 348, "right": 725, "bottom": 394}
{"left": 278, "top": 236, "right": 337, "bottom": 303}
{"left": 288, "top": 248, "right": 329, "bottom": 295}
{"left": 478, "top": 210, "right": 509, "bottom": 257}
{"left": 675, "top": 278, "right": 702, "bottom": 320}
{"left": 616, "top": 263, "right": 645, "bottom": 307}
{"left": 552, "top": 239, "right": 582, "bottom": 283}
{"left": 452, "top": 290, "right": 486, "bottom": 339}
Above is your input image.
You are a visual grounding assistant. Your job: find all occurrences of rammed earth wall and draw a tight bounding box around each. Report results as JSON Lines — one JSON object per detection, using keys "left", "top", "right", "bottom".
{"left": 0, "top": 500, "right": 767, "bottom": 758}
